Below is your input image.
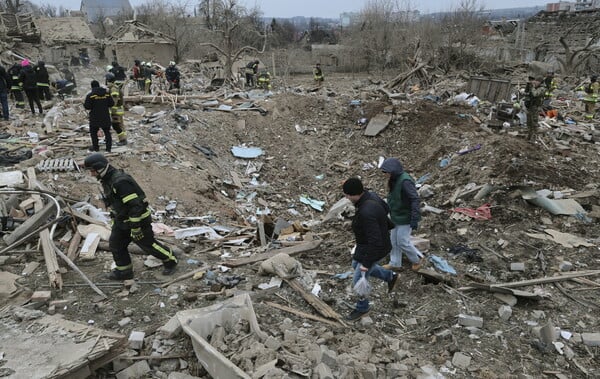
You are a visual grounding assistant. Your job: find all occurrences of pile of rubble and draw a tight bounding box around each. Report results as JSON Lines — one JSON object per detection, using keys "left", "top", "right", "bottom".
{"left": 0, "top": 61, "right": 599, "bottom": 378}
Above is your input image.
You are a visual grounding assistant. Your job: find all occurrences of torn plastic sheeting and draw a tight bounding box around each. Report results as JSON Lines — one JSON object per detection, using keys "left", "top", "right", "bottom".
{"left": 174, "top": 226, "right": 221, "bottom": 240}
{"left": 519, "top": 187, "right": 586, "bottom": 216}
{"left": 300, "top": 196, "right": 325, "bottom": 212}
{"left": 231, "top": 146, "right": 264, "bottom": 159}
{"left": 428, "top": 255, "right": 457, "bottom": 275}
{"left": 217, "top": 104, "right": 233, "bottom": 111}
{"left": 236, "top": 102, "right": 255, "bottom": 109}
{"left": 176, "top": 294, "right": 267, "bottom": 379}
{"left": 450, "top": 203, "right": 492, "bottom": 220}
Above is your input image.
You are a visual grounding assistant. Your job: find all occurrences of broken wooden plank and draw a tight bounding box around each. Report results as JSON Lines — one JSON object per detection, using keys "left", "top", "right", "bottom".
{"left": 66, "top": 231, "right": 82, "bottom": 262}
{"left": 2, "top": 200, "right": 57, "bottom": 246}
{"left": 283, "top": 277, "right": 346, "bottom": 325}
{"left": 459, "top": 270, "right": 600, "bottom": 292}
{"left": 28, "top": 168, "right": 62, "bottom": 290}
{"left": 222, "top": 239, "right": 321, "bottom": 267}
{"left": 265, "top": 301, "right": 343, "bottom": 327}
{"left": 461, "top": 282, "right": 545, "bottom": 300}
{"left": 79, "top": 233, "right": 101, "bottom": 260}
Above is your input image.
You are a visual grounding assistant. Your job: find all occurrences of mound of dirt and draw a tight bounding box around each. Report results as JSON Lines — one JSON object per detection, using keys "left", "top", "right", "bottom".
{"left": 1, "top": 67, "right": 599, "bottom": 378}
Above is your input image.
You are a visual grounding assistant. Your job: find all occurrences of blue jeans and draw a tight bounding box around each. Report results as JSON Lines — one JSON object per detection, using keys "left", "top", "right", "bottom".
{"left": 352, "top": 260, "right": 395, "bottom": 312}
{"left": 389, "top": 224, "right": 422, "bottom": 267}
{"left": 0, "top": 92, "right": 9, "bottom": 120}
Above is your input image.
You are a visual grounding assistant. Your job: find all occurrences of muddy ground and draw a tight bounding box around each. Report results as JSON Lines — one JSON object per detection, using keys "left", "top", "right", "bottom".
{"left": 1, "top": 64, "right": 600, "bottom": 378}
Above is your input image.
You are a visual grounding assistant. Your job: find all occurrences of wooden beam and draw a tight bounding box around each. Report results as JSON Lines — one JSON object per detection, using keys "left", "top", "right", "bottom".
{"left": 264, "top": 301, "right": 343, "bottom": 327}
{"left": 222, "top": 240, "right": 321, "bottom": 267}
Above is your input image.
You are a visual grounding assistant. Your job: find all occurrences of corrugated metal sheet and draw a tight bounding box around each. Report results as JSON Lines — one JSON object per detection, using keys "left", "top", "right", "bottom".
{"left": 467, "top": 77, "right": 512, "bottom": 104}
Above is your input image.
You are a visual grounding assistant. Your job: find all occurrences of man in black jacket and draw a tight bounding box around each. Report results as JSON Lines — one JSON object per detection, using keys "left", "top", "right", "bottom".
{"left": 35, "top": 61, "right": 52, "bottom": 101}
{"left": 343, "top": 177, "right": 398, "bottom": 321}
{"left": 83, "top": 80, "right": 114, "bottom": 152}
{"left": 18, "top": 60, "right": 43, "bottom": 116}
{"left": 82, "top": 153, "right": 178, "bottom": 280}
{"left": 7, "top": 63, "right": 24, "bottom": 109}
{"left": 0, "top": 65, "right": 11, "bottom": 121}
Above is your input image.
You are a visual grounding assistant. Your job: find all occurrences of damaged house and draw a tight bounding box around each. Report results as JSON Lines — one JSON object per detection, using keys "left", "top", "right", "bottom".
{"left": 104, "top": 20, "right": 176, "bottom": 66}
{"left": 34, "top": 16, "right": 98, "bottom": 66}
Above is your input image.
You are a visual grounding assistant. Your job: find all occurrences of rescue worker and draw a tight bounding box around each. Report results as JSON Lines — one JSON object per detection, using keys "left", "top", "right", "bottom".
{"left": 18, "top": 59, "right": 43, "bottom": 116}
{"left": 51, "top": 79, "right": 76, "bottom": 98}
{"left": 133, "top": 60, "right": 144, "bottom": 91}
{"left": 35, "top": 61, "right": 52, "bottom": 101}
{"left": 0, "top": 64, "right": 11, "bottom": 121}
{"left": 313, "top": 63, "right": 324, "bottom": 86}
{"left": 61, "top": 64, "right": 77, "bottom": 89}
{"left": 524, "top": 76, "right": 545, "bottom": 141}
{"left": 543, "top": 70, "right": 557, "bottom": 107}
{"left": 8, "top": 62, "right": 25, "bottom": 109}
{"left": 82, "top": 153, "right": 178, "bottom": 280}
{"left": 109, "top": 61, "right": 127, "bottom": 88}
{"left": 143, "top": 62, "right": 157, "bottom": 95}
{"left": 165, "top": 61, "right": 181, "bottom": 94}
{"left": 105, "top": 72, "right": 127, "bottom": 145}
{"left": 83, "top": 80, "right": 114, "bottom": 152}
{"left": 245, "top": 60, "right": 259, "bottom": 88}
{"left": 582, "top": 75, "right": 599, "bottom": 120}
{"left": 257, "top": 69, "right": 271, "bottom": 90}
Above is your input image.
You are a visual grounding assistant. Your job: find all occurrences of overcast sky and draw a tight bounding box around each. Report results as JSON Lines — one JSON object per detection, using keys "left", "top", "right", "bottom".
{"left": 34, "top": 0, "right": 549, "bottom": 18}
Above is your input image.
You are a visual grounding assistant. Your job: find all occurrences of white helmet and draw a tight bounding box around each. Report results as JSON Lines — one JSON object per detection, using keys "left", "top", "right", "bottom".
{"left": 106, "top": 65, "right": 113, "bottom": 72}
{"left": 146, "top": 62, "right": 152, "bottom": 67}
{"left": 169, "top": 61, "right": 176, "bottom": 66}
{"left": 141, "top": 61, "right": 146, "bottom": 66}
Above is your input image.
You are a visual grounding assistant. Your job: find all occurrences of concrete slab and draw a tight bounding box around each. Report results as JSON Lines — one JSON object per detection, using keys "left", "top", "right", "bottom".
{"left": 177, "top": 294, "right": 267, "bottom": 379}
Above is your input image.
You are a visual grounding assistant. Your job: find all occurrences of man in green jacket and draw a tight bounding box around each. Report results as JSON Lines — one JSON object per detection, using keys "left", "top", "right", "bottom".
{"left": 380, "top": 158, "right": 424, "bottom": 271}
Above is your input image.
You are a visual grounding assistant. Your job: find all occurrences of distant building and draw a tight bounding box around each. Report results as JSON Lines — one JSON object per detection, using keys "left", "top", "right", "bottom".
{"left": 546, "top": 0, "right": 600, "bottom": 12}
{"left": 340, "top": 12, "right": 358, "bottom": 27}
{"left": 80, "top": 0, "right": 133, "bottom": 22}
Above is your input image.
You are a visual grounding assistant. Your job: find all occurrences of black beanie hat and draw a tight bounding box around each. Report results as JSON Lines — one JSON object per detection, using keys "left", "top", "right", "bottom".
{"left": 343, "top": 178, "right": 364, "bottom": 196}
{"left": 91, "top": 80, "right": 100, "bottom": 88}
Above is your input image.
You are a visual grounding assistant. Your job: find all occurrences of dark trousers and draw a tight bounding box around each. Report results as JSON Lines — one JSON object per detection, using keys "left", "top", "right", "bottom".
{"left": 24, "top": 88, "right": 43, "bottom": 114}
{"left": 245, "top": 73, "right": 255, "bottom": 87}
{"left": 109, "top": 219, "right": 176, "bottom": 269}
{"left": 89, "top": 123, "right": 112, "bottom": 152}
{"left": 10, "top": 89, "right": 24, "bottom": 108}
{"left": 38, "top": 85, "right": 52, "bottom": 101}
{"left": 527, "top": 107, "right": 539, "bottom": 141}
{"left": 0, "top": 92, "right": 9, "bottom": 120}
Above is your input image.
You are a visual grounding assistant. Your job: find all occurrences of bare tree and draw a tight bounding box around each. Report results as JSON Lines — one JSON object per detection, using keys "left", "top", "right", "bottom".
{"left": 136, "top": 0, "right": 199, "bottom": 62}
{"left": 198, "top": 0, "right": 267, "bottom": 86}
{"left": 343, "top": 0, "right": 416, "bottom": 76}
{"left": 556, "top": 23, "right": 600, "bottom": 75}
{"left": 0, "top": 0, "right": 21, "bottom": 13}
{"left": 37, "top": 3, "right": 57, "bottom": 17}
{"left": 437, "top": 0, "right": 486, "bottom": 73}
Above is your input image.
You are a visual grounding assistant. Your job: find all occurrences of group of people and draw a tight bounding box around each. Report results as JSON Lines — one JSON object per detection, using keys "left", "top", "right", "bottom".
{"left": 132, "top": 60, "right": 181, "bottom": 95}
{"left": 0, "top": 59, "right": 50, "bottom": 120}
{"left": 523, "top": 70, "right": 599, "bottom": 141}
{"left": 342, "top": 158, "right": 424, "bottom": 321}
{"left": 244, "top": 60, "right": 271, "bottom": 89}
{"left": 243, "top": 60, "right": 325, "bottom": 90}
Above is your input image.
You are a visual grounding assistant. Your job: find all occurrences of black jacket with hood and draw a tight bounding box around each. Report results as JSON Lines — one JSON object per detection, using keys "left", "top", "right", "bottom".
{"left": 351, "top": 191, "right": 392, "bottom": 268}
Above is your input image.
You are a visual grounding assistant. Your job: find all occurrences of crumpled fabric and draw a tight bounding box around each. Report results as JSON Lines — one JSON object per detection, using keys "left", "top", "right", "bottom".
{"left": 451, "top": 203, "right": 492, "bottom": 220}
{"left": 428, "top": 255, "right": 457, "bottom": 275}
